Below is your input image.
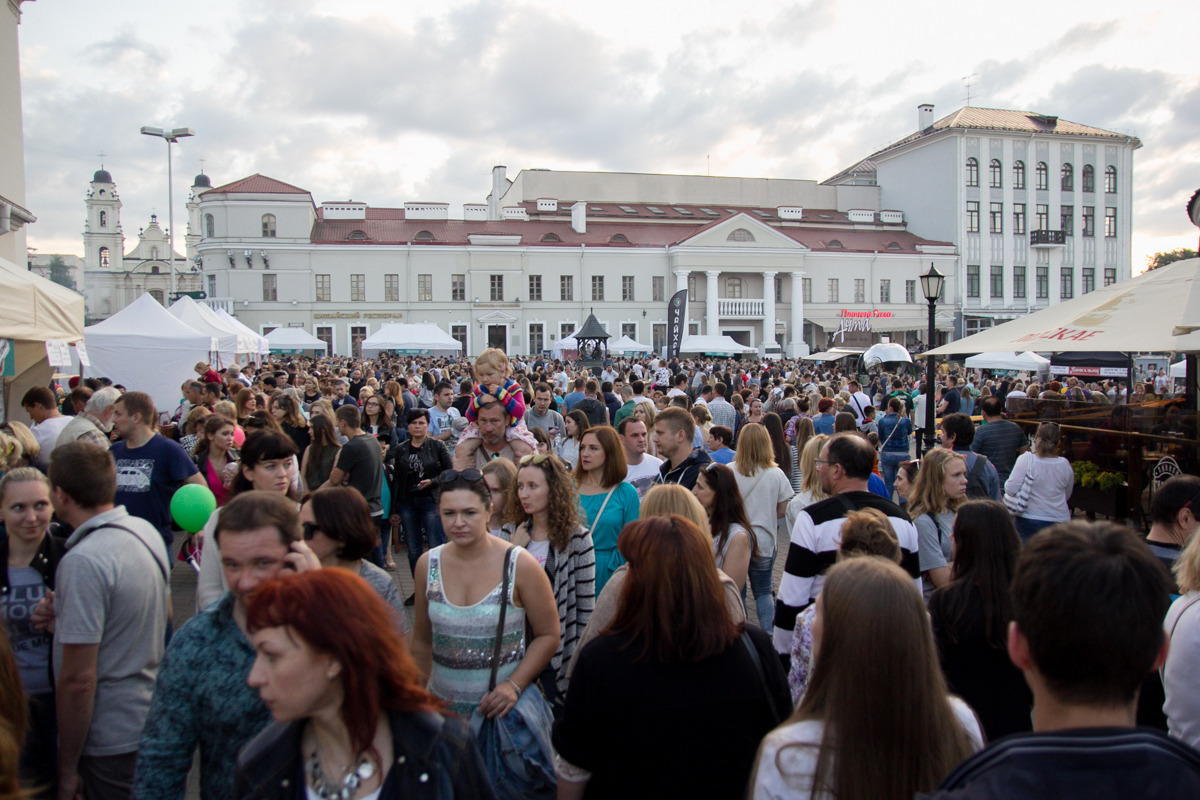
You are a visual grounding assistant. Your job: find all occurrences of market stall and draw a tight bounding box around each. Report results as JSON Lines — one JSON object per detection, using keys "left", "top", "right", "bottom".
{"left": 264, "top": 327, "right": 328, "bottom": 354}
{"left": 678, "top": 334, "right": 757, "bottom": 356}
{"left": 359, "top": 324, "right": 463, "bottom": 357}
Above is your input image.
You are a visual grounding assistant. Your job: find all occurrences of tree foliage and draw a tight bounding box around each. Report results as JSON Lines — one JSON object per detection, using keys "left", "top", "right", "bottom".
{"left": 1146, "top": 248, "right": 1198, "bottom": 270}
{"left": 47, "top": 255, "right": 76, "bottom": 291}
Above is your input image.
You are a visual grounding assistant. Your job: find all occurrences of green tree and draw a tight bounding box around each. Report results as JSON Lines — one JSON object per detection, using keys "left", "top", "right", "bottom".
{"left": 47, "top": 255, "right": 77, "bottom": 291}
{"left": 1146, "top": 248, "right": 1198, "bottom": 270}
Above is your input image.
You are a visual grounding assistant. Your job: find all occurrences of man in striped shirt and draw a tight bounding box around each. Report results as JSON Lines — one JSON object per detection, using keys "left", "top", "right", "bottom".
{"left": 773, "top": 433, "right": 921, "bottom": 659}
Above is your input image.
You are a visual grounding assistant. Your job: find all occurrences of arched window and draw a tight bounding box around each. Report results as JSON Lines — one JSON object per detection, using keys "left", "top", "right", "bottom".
{"left": 99, "top": 246, "right": 110, "bottom": 268}
{"left": 261, "top": 214, "right": 277, "bottom": 237}
{"left": 205, "top": 214, "right": 214, "bottom": 238}
{"left": 151, "top": 265, "right": 160, "bottom": 274}
{"left": 989, "top": 159, "right": 1002, "bottom": 188}
{"left": 1082, "top": 164, "right": 1095, "bottom": 193}
{"left": 965, "top": 158, "right": 979, "bottom": 187}
{"left": 1036, "top": 162, "right": 1048, "bottom": 190}
{"left": 151, "top": 246, "right": 159, "bottom": 260}
{"left": 541, "top": 233, "right": 561, "bottom": 242}
{"left": 1013, "top": 161, "right": 1026, "bottom": 190}
{"left": 826, "top": 239, "right": 844, "bottom": 249}
{"left": 725, "top": 277, "right": 743, "bottom": 298}
{"left": 886, "top": 242, "right": 902, "bottom": 250}
{"left": 609, "top": 233, "right": 629, "bottom": 243}
{"left": 149, "top": 289, "right": 165, "bottom": 305}
{"left": 346, "top": 230, "right": 369, "bottom": 241}
{"left": 726, "top": 228, "right": 755, "bottom": 242}
{"left": 413, "top": 230, "right": 434, "bottom": 241}
{"left": 1061, "top": 163, "right": 1074, "bottom": 191}
{"left": 99, "top": 210, "right": 107, "bottom": 228}
{"left": 1105, "top": 165, "right": 1117, "bottom": 193}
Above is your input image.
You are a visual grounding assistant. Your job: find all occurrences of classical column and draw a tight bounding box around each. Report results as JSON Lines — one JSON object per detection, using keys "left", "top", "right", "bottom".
{"left": 790, "top": 270, "right": 806, "bottom": 356}
{"left": 762, "top": 271, "right": 777, "bottom": 349}
{"left": 674, "top": 268, "right": 690, "bottom": 295}
{"left": 706, "top": 270, "right": 720, "bottom": 336}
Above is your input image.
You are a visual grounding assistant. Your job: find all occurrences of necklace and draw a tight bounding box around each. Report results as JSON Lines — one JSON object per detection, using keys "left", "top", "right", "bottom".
{"left": 305, "top": 751, "right": 376, "bottom": 800}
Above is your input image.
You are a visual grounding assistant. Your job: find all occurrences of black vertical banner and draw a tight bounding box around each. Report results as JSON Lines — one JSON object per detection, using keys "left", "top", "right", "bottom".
{"left": 667, "top": 289, "right": 687, "bottom": 359}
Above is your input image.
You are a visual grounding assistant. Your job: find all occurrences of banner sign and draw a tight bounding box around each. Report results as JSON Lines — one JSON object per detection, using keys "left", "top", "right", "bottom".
{"left": 833, "top": 309, "right": 892, "bottom": 343}
{"left": 1050, "top": 365, "right": 1128, "bottom": 377}
{"left": 666, "top": 289, "right": 687, "bottom": 359}
{"left": 0, "top": 340, "right": 13, "bottom": 377}
{"left": 44, "top": 339, "right": 71, "bottom": 368}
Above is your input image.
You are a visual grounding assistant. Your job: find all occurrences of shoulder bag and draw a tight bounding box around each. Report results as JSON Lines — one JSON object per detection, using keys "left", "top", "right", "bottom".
{"left": 1003, "top": 457, "right": 1036, "bottom": 515}
{"left": 740, "top": 631, "right": 787, "bottom": 726}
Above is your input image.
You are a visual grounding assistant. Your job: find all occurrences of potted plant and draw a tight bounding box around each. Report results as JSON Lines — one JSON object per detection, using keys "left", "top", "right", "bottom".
{"left": 1070, "top": 460, "right": 1129, "bottom": 519}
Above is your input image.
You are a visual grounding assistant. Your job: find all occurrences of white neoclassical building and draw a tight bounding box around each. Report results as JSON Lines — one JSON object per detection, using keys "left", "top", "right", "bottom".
{"left": 191, "top": 167, "right": 958, "bottom": 357}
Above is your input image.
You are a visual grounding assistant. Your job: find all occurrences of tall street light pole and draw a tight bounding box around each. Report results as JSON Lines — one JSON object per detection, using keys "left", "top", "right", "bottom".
{"left": 140, "top": 126, "right": 195, "bottom": 301}
{"left": 920, "top": 263, "right": 944, "bottom": 457}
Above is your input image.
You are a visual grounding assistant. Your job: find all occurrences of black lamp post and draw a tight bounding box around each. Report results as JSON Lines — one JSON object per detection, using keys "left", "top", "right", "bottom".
{"left": 920, "top": 263, "right": 945, "bottom": 457}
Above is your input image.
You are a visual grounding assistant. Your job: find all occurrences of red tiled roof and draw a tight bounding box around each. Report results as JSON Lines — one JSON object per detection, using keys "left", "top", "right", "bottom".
{"left": 203, "top": 174, "right": 312, "bottom": 195}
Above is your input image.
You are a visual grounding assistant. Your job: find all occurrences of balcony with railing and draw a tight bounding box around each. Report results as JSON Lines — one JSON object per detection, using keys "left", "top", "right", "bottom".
{"left": 203, "top": 297, "right": 235, "bottom": 313}
{"left": 1030, "top": 230, "right": 1066, "bottom": 247}
{"left": 718, "top": 298, "right": 765, "bottom": 318}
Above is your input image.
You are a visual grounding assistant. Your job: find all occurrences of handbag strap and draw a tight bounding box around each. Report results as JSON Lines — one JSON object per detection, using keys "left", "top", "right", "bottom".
{"left": 740, "top": 631, "right": 786, "bottom": 724}
{"left": 1162, "top": 594, "right": 1200, "bottom": 682}
{"left": 589, "top": 487, "right": 618, "bottom": 533}
{"left": 488, "top": 545, "right": 516, "bottom": 693}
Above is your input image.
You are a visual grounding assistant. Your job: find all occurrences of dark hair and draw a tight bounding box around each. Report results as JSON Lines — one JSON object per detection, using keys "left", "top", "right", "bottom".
{"left": 243, "top": 409, "right": 283, "bottom": 434}
{"left": 838, "top": 508, "right": 901, "bottom": 562}
{"left": 825, "top": 432, "right": 876, "bottom": 480}
{"left": 1012, "top": 521, "right": 1173, "bottom": 705}
{"left": 306, "top": 487, "right": 378, "bottom": 561}
{"left": 230, "top": 431, "right": 298, "bottom": 496}
{"left": 506, "top": 455, "right": 583, "bottom": 553}
{"left": 834, "top": 411, "right": 858, "bottom": 432}
{"left": 406, "top": 408, "right": 430, "bottom": 427}
{"left": 530, "top": 427, "right": 552, "bottom": 451}
{"left": 335, "top": 404, "right": 361, "bottom": 429}
{"left": 938, "top": 500, "right": 1020, "bottom": 648}
{"left": 114, "top": 391, "right": 156, "bottom": 427}
{"left": 897, "top": 459, "right": 919, "bottom": 486}
{"left": 1150, "top": 475, "right": 1200, "bottom": 526}
{"left": 575, "top": 427, "right": 628, "bottom": 488}
{"left": 20, "top": 386, "right": 55, "bottom": 410}
{"left": 214, "top": 490, "right": 300, "bottom": 546}
{"left": 193, "top": 414, "right": 236, "bottom": 459}
{"left": 941, "top": 413, "right": 975, "bottom": 447}
{"left": 631, "top": 380, "right": 645, "bottom": 395}
{"left": 434, "top": 381, "right": 453, "bottom": 395}
{"left": 437, "top": 471, "right": 492, "bottom": 508}
{"left": 980, "top": 396, "right": 1004, "bottom": 416}
{"left": 761, "top": 412, "right": 792, "bottom": 477}
{"left": 48, "top": 442, "right": 116, "bottom": 509}
{"left": 617, "top": 415, "right": 645, "bottom": 436}
{"left": 697, "top": 464, "right": 756, "bottom": 561}
{"left": 564, "top": 410, "right": 590, "bottom": 441}
{"left": 708, "top": 425, "right": 732, "bottom": 446}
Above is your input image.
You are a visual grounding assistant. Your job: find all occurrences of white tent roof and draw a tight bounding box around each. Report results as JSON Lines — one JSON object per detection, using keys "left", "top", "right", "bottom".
{"left": 1172, "top": 360, "right": 1186, "bottom": 378}
{"left": 214, "top": 308, "right": 269, "bottom": 355}
{"left": 360, "top": 324, "right": 462, "bottom": 356}
{"left": 85, "top": 293, "right": 215, "bottom": 411}
{"left": 964, "top": 351, "right": 1051, "bottom": 371}
{"left": 678, "top": 335, "right": 756, "bottom": 355}
{"left": 265, "top": 327, "right": 328, "bottom": 351}
{"left": 611, "top": 334, "right": 652, "bottom": 353}
{"left": 552, "top": 335, "right": 579, "bottom": 359}
{"left": 168, "top": 296, "right": 258, "bottom": 363}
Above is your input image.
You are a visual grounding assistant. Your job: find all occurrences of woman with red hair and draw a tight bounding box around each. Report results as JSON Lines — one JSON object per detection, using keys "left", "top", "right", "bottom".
{"left": 236, "top": 569, "right": 494, "bottom": 800}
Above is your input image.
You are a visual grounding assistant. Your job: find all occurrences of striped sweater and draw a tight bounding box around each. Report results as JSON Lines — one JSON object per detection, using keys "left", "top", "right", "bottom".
{"left": 773, "top": 491, "right": 922, "bottom": 655}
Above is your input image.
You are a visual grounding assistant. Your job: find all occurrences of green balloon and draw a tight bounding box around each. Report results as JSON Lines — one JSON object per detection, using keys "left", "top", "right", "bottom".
{"left": 171, "top": 484, "right": 217, "bottom": 534}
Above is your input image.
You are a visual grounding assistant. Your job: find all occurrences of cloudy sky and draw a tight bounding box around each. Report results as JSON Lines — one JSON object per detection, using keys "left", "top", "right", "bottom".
{"left": 17, "top": 0, "right": 1199, "bottom": 269}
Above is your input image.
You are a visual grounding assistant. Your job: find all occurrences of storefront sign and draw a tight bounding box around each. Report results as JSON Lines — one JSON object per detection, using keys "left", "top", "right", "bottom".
{"left": 313, "top": 312, "right": 401, "bottom": 320}
{"left": 0, "top": 340, "right": 13, "bottom": 377}
{"left": 1050, "top": 365, "right": 1128, "bottom": 377}
{"left": 833, "top": 309, "right": 892, "bottom": 343}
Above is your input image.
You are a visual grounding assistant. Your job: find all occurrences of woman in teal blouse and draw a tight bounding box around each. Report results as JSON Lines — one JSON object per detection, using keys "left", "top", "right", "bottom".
{"left": 573, "top": 426, "right": 640, "bottom": 596}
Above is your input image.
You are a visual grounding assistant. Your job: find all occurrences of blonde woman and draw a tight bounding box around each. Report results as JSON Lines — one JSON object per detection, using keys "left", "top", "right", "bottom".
{"left": 0, "top": 422, "right": 37, "bottom": 470}
{"left": 732, "top": 423, "right": 794, "bottom": 629}
{"left": 633, "top": 401, "right": 658, "bottom": 456}
{"left": 908, "top": 448, "right": 969, "bottom": 600}
{"left": 785, "top": 434, "right": 831, "bottom": 531}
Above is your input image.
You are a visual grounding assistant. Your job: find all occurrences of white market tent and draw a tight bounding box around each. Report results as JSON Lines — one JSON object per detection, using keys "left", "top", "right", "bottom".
{"left": 168, "top": 296, "right": 258, "bottom": 364}
{"left": 359, "top": 324, "right": 463, "bottom": 357}
{"left": 610, "top": 335, "right": 652, "bottom": 354}
{"left": 552, "top": 335, "right": 579, "bottom": 360}
{"left": 85, "top": 293, "right": 215, "bottom": 411}
{"left": 678, "top": 334, "right": 756, "bottom": 355}
{"left": 964, "top": 351, "right": 1051, "bottom": 372}
{"left": 265, "top": 327, "right": 328, "bottom": 352}
{"left": 1172, "top": 360, "right": 1186, "bottom": 379}
{"left": 214, "top": 308, "right": 269, "bottom": 357}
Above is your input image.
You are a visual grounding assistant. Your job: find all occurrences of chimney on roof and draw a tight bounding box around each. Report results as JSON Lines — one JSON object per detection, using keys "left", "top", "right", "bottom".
{"left": 918, "top": 104, "right": 934, "bottom": 131}
{"left": 571, "top": 201, "right": 586, "bottom": 234}
{"left": 487, "top": 166, "right": 507, "bottom": 222}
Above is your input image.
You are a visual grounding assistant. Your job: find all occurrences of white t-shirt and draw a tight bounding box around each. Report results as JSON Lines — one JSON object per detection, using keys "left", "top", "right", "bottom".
{"left": 1004, "top": 452, "right": 1075, "bottom": 521}
{"left": 525, "top": 538, "right": 550, "bottom": 567}
{"left": 30, "top": 416, "right": 72, "bottom": 467}
{"left": 732, "top": 465, "right": 795, "bottom": 557}
{"left": 624, "top": 454, "right": 664, "bottom": 499}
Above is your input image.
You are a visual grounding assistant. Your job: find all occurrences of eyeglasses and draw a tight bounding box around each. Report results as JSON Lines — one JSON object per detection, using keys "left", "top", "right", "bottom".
{"left": 518, "top": 453, "right": 552, "bottom": 466}
{"left": 439, "top": 468, "right": 484, "bottom": 484}
{"left": 302, "top": 522, "right": 320, "bottom": 541}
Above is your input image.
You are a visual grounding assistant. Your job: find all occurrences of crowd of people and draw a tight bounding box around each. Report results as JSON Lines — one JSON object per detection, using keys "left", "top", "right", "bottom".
{"left": 0, "top": 347, "right": 1199, "bottom": 800}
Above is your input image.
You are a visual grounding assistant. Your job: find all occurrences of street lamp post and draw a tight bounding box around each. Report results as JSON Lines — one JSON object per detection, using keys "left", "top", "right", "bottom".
{"left": 920, "top": 263, "right": 945, "bottom": 457}
{"left": 140, "top": 126, "right": 195, "bottom": 301}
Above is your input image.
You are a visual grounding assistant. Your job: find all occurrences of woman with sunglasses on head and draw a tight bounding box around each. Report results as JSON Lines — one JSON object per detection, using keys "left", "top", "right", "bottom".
{"left": 574, "top": 426, "right": 640, "bottom": 598}
{"left": 504, "top": 453, "right": 595, "bottom": 708}
{"left": 390, "top": 409, "right": 453, "bottom": 600}
{"left": 412, "top": 469, "right": 559, "bottom": 721}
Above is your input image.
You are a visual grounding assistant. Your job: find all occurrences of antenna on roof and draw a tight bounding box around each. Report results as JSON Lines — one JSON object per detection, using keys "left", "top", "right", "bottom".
{"left": 962, "top": 73, "right": 977, "bottom": 106}
{"left": 98, "top": 151, "right": 106, "bottom": 168}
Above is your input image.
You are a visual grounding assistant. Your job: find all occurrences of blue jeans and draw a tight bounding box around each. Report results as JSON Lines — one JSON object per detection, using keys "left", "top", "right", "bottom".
{"left": 1015, "top": 516, "right": 1060, "bottom": 543}
{"left": 398, "top": 494, "right": 444, "bottom": 577}
{"left": 880, "top": 450, "right": 909, "bottom": 500}
{"left": 748, "top": 555, "right": 774, "bottom": 630}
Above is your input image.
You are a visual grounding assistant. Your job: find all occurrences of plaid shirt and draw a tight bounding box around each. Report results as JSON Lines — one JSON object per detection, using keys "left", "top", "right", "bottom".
{"left": 707, "top": 397, "right": 737, "bottom": 430}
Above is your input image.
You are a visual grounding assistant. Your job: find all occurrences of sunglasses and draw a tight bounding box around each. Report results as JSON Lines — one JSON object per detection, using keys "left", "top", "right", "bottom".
{"left": 439, "top": 468, "right": 484, "bottom": 484}
{"left": 519, "top": 453, "right": 552, "bottom": 466}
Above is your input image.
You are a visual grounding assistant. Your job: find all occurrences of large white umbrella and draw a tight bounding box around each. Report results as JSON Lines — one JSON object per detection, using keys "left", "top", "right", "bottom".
{"left": 923, "top": 258, "right": 1200, "bottom": 355}
{"left": 964, "top": 351, "right": 1051, "bottom": 372}
{"left": 611, "top": 334, "right": 652, "bottom": 353}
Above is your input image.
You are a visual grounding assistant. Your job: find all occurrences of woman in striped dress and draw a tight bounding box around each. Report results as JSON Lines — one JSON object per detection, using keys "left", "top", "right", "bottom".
{"left": 412, "top": 468, "right": 559, "bottom": 719}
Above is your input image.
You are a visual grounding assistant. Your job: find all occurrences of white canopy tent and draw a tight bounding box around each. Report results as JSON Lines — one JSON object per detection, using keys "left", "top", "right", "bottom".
{"left": 265, "top": 327, "right": 328, "bottom": 352}
{"left": 552, "top": 335, "right": 579, "bottom": 360}
{"left": 214, "top": 308, "right": 269, "bottom": 357}
{"left": 678, "top": 335, "right": 756, "bottom": 355}
{"left": 168, "top": 296, "right": 258, "bottom": 365}
{"left": 610, "top": 335, "right": 652, "bottom": 354}
{"left": 85, "top": 293, "right": 215, "bottom": 411}
{"left": 359, "top": 324, "right": 463, "bottom": 357}
{"left": 1172, "top": 360, "right": 1186, "bottom": 379}
{"left": 964, "top": 351, "right": 1051, "bottom": 373}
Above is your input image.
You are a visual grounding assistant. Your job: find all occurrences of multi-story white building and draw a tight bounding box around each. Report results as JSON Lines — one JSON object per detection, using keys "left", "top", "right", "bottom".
{"left": 825, "top": 105, "right": 1141, "bottom": 338}
{"left": 192, "top": 167, "right": 958, "bottom": 357}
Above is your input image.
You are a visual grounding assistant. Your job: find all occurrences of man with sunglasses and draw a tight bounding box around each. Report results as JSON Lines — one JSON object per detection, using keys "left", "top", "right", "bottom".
{"left": 456, "top": 394, "right": 519, "bottom": 469}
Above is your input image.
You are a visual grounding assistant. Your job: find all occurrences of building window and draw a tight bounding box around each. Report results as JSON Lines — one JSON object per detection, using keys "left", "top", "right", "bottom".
{"left": 1036, "top": 266, "right": 1049, "bottom": 299}
{"left": 99, "top": 246, "right": 110, "bottom": 268}
{"left": 1013, "top": 161, "right": 1026, "bottom": 190}
{"left": 560, "top": 275, "right": 573, "bottom": 302}
{"left": 560, "top": 322, "right": 575, "bottom": 341}
{"left": 828, "top": 278, "right": 839, "bottom": 303}
{"left": 1013, "top": 204, "right": 1026, "bottom": 235}
{"left": 905, "top": 280, "right": 916, "bottom": 304}
{"left": 621, "top": 323, "right": 636, "bottom": 340}
{"left": 1105, "top": 268, "right": 1117, "bottom": 287}
{"left": 529, "top": 275, "right": 542, "bottom": 302}
{"left": 529, "top": 324, "right": 544, "bottom": 354}
{"left": 652, "top": 324, "right": 666, "bottom": 353}
{"left": 854, "top": 279, "right": 865, "bottom": 303}
{"left": 262, "top": 214, "right": 276, "bottom": 237}
{"left": 1105, "top": 207, "right": 1117, "bottom": 238}
{"left": 966, "top": 157, "right": 979, "bottom": 187}
{"left": 1082, "top": 206, "right": 1095, "bottom": 238}
{"left": 989, "top": 202, "right": 1004, "bottom": 234}
{"left": 879, "top": 279, "right": 891, "bottom": 304}
{"left": 727, "top": 228, "right": 755, "bottom": 242}
{"left": 967, "top": 265, "right": 980, "bottom": 298}
{"left": 1061, "top": 268, "right": 1074, "bottom": 299}
{"left": 490, "top": 274, "right": 503, "bottom": 302}
{"left": 775, "top": 275, "right": 784, "bottom": 303}
{"left": 687, "top": 275, "right": 697, "bottom": 302}
{"left": 803, "top": 278, "right": 812, "bottom": 303}
{"left": 262, "top": 273, "right": 277, "bottom": 302}
{"left": 350, "top": 274, "right": 365, "bottom": 302}
{"left": 1105, "top": 165, "right": 1117, "bottom": 194}
{"left": 451, "top": 325, "right": 467, "bottom": 352}
{"left": 1082, "top": 164, "right": 1095, "bottom": 193}
{"left": 451, "top": 274, "right": 465, "bottom": 302}
{"left": 726, "top": 277, "right": 743, "bottom": 299}
{"left": 1061, "top": 163, "right": 1074, "bottom": 192}
{"left": 591, "top": 275, "right": 604, "bottom": 302}
{"left": 622, "top": 275, "right": 635, "bottom": 301}
{"left": 989, "top": 159, "right": 1002, "bottom": 188}
{"left": 383, "top": 274, "right": 399, "bottom": 302}
{"left": 1061, "top": 206, "right": 1074, "bottom": 236}
{"left": 652, "top": 276, "right": 664, "bottom": 302}
{"left": 99, "top": 210, "right": 107, "bottom": 228}
{"left": 418, "top": 274, "right": 432, "bottom": 302}
{"left": 1082, "top": 268, "right": 1095, "bottom": 294}
{"left": 205, "top": 214, "right": 214, "bottom": 237}
{"left": 990, "top": 265, "right": 1004, "bottom": 299}
{"left": 966, "top": 201, "right": 980, "bottom": 233}
{"left": 208, "top": 274, "right": 217, "bottom": 297}
{"left": 1036, "top": 204, "right": 1049, "bottom": 231}
{"left": 151, "top": 246, "right": 159, "bottom": 261}
{"left": 1014, "top": 266, "right": 1026, "bottom": 299}
{"left": 315, "top": 274, "right": 331, "bottom": 302}
{"left": 149, "top": 289, "right": 165, "bottom": 305}
{"left": 1036, "top": 162, "right": 1048, "bottom": 191}
{"left": 414, "top": 230, "right": 434, "bottom": 241}
{"left": 690, "top": 322, "right": 700, "bottom": 336}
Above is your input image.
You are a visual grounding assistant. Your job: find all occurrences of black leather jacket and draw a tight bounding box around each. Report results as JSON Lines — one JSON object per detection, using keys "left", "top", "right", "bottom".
{"left": 235, "top": 709, "right": 496, "bottom": 800}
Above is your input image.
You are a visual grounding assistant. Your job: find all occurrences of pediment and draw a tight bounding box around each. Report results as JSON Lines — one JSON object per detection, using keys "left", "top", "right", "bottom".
{"left": 477, "top": 310, "right": 519, "bottom": 323}
{"left": 675, "top": 213, "right": 809, "bottom": 250}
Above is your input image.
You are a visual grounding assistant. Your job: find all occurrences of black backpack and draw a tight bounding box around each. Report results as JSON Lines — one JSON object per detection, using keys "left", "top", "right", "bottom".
{"left": 965, "top": 453, "right": 991, "bottom": 500}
